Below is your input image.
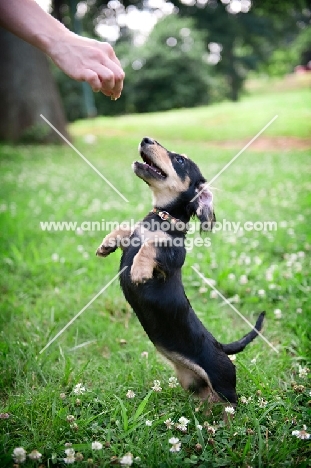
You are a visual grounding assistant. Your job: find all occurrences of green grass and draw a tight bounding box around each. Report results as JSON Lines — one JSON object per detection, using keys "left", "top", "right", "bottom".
{"left": 0, "top": 79, "right": 310, "bottom": 467}
{"left": 72, "top": 84, "right": 311, "bottom": 141}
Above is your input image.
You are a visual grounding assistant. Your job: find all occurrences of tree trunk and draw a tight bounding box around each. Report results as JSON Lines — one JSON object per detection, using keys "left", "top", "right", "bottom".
{"left": 0, "top": 28, "right": 70, "bottom": 143}
{"left": 227, "top": 43, "right": 241, "bottom": 102}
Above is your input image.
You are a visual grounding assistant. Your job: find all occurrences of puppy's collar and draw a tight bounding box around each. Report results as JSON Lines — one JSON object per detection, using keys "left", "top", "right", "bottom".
{"left": 152, "top": 208, "right": 188, "bottom": 233}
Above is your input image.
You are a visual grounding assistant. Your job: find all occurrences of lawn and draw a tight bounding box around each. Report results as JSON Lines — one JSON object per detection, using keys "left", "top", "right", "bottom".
{"left": 0, "top": 79, "right": 310, "bottom": 467}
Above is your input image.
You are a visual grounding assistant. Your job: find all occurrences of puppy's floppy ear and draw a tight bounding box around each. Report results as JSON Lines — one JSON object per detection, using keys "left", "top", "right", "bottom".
{"left": 194, "top": 183, "right": 216, "bottom": 231}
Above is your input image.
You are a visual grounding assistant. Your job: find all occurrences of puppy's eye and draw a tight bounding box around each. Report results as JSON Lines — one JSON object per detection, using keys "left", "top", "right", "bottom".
{"left": 175, "top": 156, "right": 185, "bottom": 165}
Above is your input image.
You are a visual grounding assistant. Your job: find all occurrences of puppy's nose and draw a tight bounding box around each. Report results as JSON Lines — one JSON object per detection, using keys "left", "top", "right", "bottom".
{"left": 141, "top": 137, "right": 154, "bottom": 146}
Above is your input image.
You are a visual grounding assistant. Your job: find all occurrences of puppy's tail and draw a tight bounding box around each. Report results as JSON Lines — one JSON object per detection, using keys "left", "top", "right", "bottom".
{"left": 222, "top": 312, "right": 265, "bottom": 355}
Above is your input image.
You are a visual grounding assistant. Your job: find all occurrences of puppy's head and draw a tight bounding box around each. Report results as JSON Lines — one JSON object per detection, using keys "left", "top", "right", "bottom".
{"left": 133, "top": 137, "right": 215, "bottom": 230}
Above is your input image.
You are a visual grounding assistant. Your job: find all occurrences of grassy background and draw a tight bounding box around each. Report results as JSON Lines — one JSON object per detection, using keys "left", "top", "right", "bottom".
{"left": 0, "top": 77, "right": 310, "bottom": 467}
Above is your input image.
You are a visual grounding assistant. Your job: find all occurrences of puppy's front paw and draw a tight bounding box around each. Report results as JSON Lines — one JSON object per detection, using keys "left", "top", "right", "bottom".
{"left": 130, "top": 263, "right": 153, "bottom": 284}
{"left": 96, "top": 240, "right": 117, "bottom": 257}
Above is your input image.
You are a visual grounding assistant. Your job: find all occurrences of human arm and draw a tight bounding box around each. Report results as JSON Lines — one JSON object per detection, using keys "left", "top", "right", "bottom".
{"left": 0, "top": 0, "right": 125, "bottom": 98}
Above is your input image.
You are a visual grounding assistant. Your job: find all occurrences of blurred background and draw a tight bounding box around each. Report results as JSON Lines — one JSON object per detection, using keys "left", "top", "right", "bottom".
{"left": 0, "top": 0, "right": 310, "bottom": 142}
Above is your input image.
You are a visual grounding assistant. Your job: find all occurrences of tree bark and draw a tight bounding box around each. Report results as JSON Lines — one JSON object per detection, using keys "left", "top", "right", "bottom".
{"left": 226, "top": 42, "right": 241, "bottom": 102}
{"left": 0, "top": 28, "right": 70, "bottom": 143}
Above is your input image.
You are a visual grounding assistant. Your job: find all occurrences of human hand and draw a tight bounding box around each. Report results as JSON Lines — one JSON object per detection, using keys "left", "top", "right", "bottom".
{"left": 0, "top": 0, "right": 124, "bottom": 99}
{"left": 47, "top": 31, "right": 125, "bottom": 99}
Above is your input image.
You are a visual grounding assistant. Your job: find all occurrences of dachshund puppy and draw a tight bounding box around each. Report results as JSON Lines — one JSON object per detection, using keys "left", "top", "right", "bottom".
{"left": 97, "top": 137, "right": 265, "bottom": 409}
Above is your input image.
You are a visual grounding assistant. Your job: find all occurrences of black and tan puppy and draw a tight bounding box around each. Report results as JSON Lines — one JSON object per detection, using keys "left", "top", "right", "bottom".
{"left": 97, "top": 137, "right": 265, "bottom": 408}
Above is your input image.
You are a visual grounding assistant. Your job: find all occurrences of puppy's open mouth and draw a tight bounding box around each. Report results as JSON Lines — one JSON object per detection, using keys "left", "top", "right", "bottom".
{"left": 134, "top": 150, "right": 167, "bottom": 179}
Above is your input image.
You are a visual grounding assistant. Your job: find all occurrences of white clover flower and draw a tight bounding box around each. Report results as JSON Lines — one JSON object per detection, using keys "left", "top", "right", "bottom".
{"left": 258, "top": 398, "right": 268, "bottom": 408}
{"left": 298, "top": 365, "right": 309, "bottom": 378}
{"left": 229, "top": 294, "right": 240, "bottom": 304}
{"left": 169, "top": 437, "right": 181, "bottom": 453}
{"left": 258, "top": 289, "right": 265, "bottom": 297}
{"left": 240, "top": 396, "right": 251, "bottom": 404}
{"left": 205, "top": 425, "right": 216, "bottom": 435}
{"left": 176, "top": 416, "right": 189, "bottom": 432}
{"left": 12, "top": 447, "right": 27, "bottom": 463}
{"left": 196, "top": 424, "right": 203, "bottom": 430}
{"left": 292, "top": 428, "right": 310, "bottom": 440}
{"left": 145, "top": 420, "right": 153, "bottom": 426}
{"left": 126, "top": 390, "right": 136, "bottom": 399}
{"left": 151, "top": 380, "right": 162, "bottom": 392}
{"left": 244, "top": 256, "right": 251, "bottom": 265}
{"left": 265, "top": 270, "right": 273, "bottom": 281}
{"left": 66, "top": 414, "right": 75, "bottom": 422}
{"left": 210, "top": 290, "right": 218, "bottom": 299}
{"left": 274, "top": 309, "right": 282, "bottom": 319}
{"left": 65, "top": 448, "right": 75, "bottom": 456}
{"left": 28, "top": 450, "right": 42, "bottom": 460}
{"left": 239, "top": 275, "right": 248, "bottom": 284}
{"left": 164, "top": 418, "right": 174, "bottom": 429}
{"left": 168, "top": 377, "right": 179, "bottom": 388}
{"left": 73, "top": 383, "right": 86, "bottom": 395}
{"left": 141, "top": 351, "right": 148, "bottom": 358}
{"left": 175, "top": 424, "right": 186, "bottom": 432}
{"left": 91, "top": 441, "right": 103, "bottom": 450}
{"left": 296, "top": 308, "right": 302, "bottom": 314}
{"left": 64, "top": 448, "right": 75, "bottom": 464}
{"left": 179, "top": 416, "right": 189, "bottom": 425}
{"left": 84, "top": 134, "right": 97, "bottom": 144}
{"left": 224, "top": 406, "right": 235, "bottom": 415}
{"left": 119, "top": 452, "right": 133, "bottom": 466}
